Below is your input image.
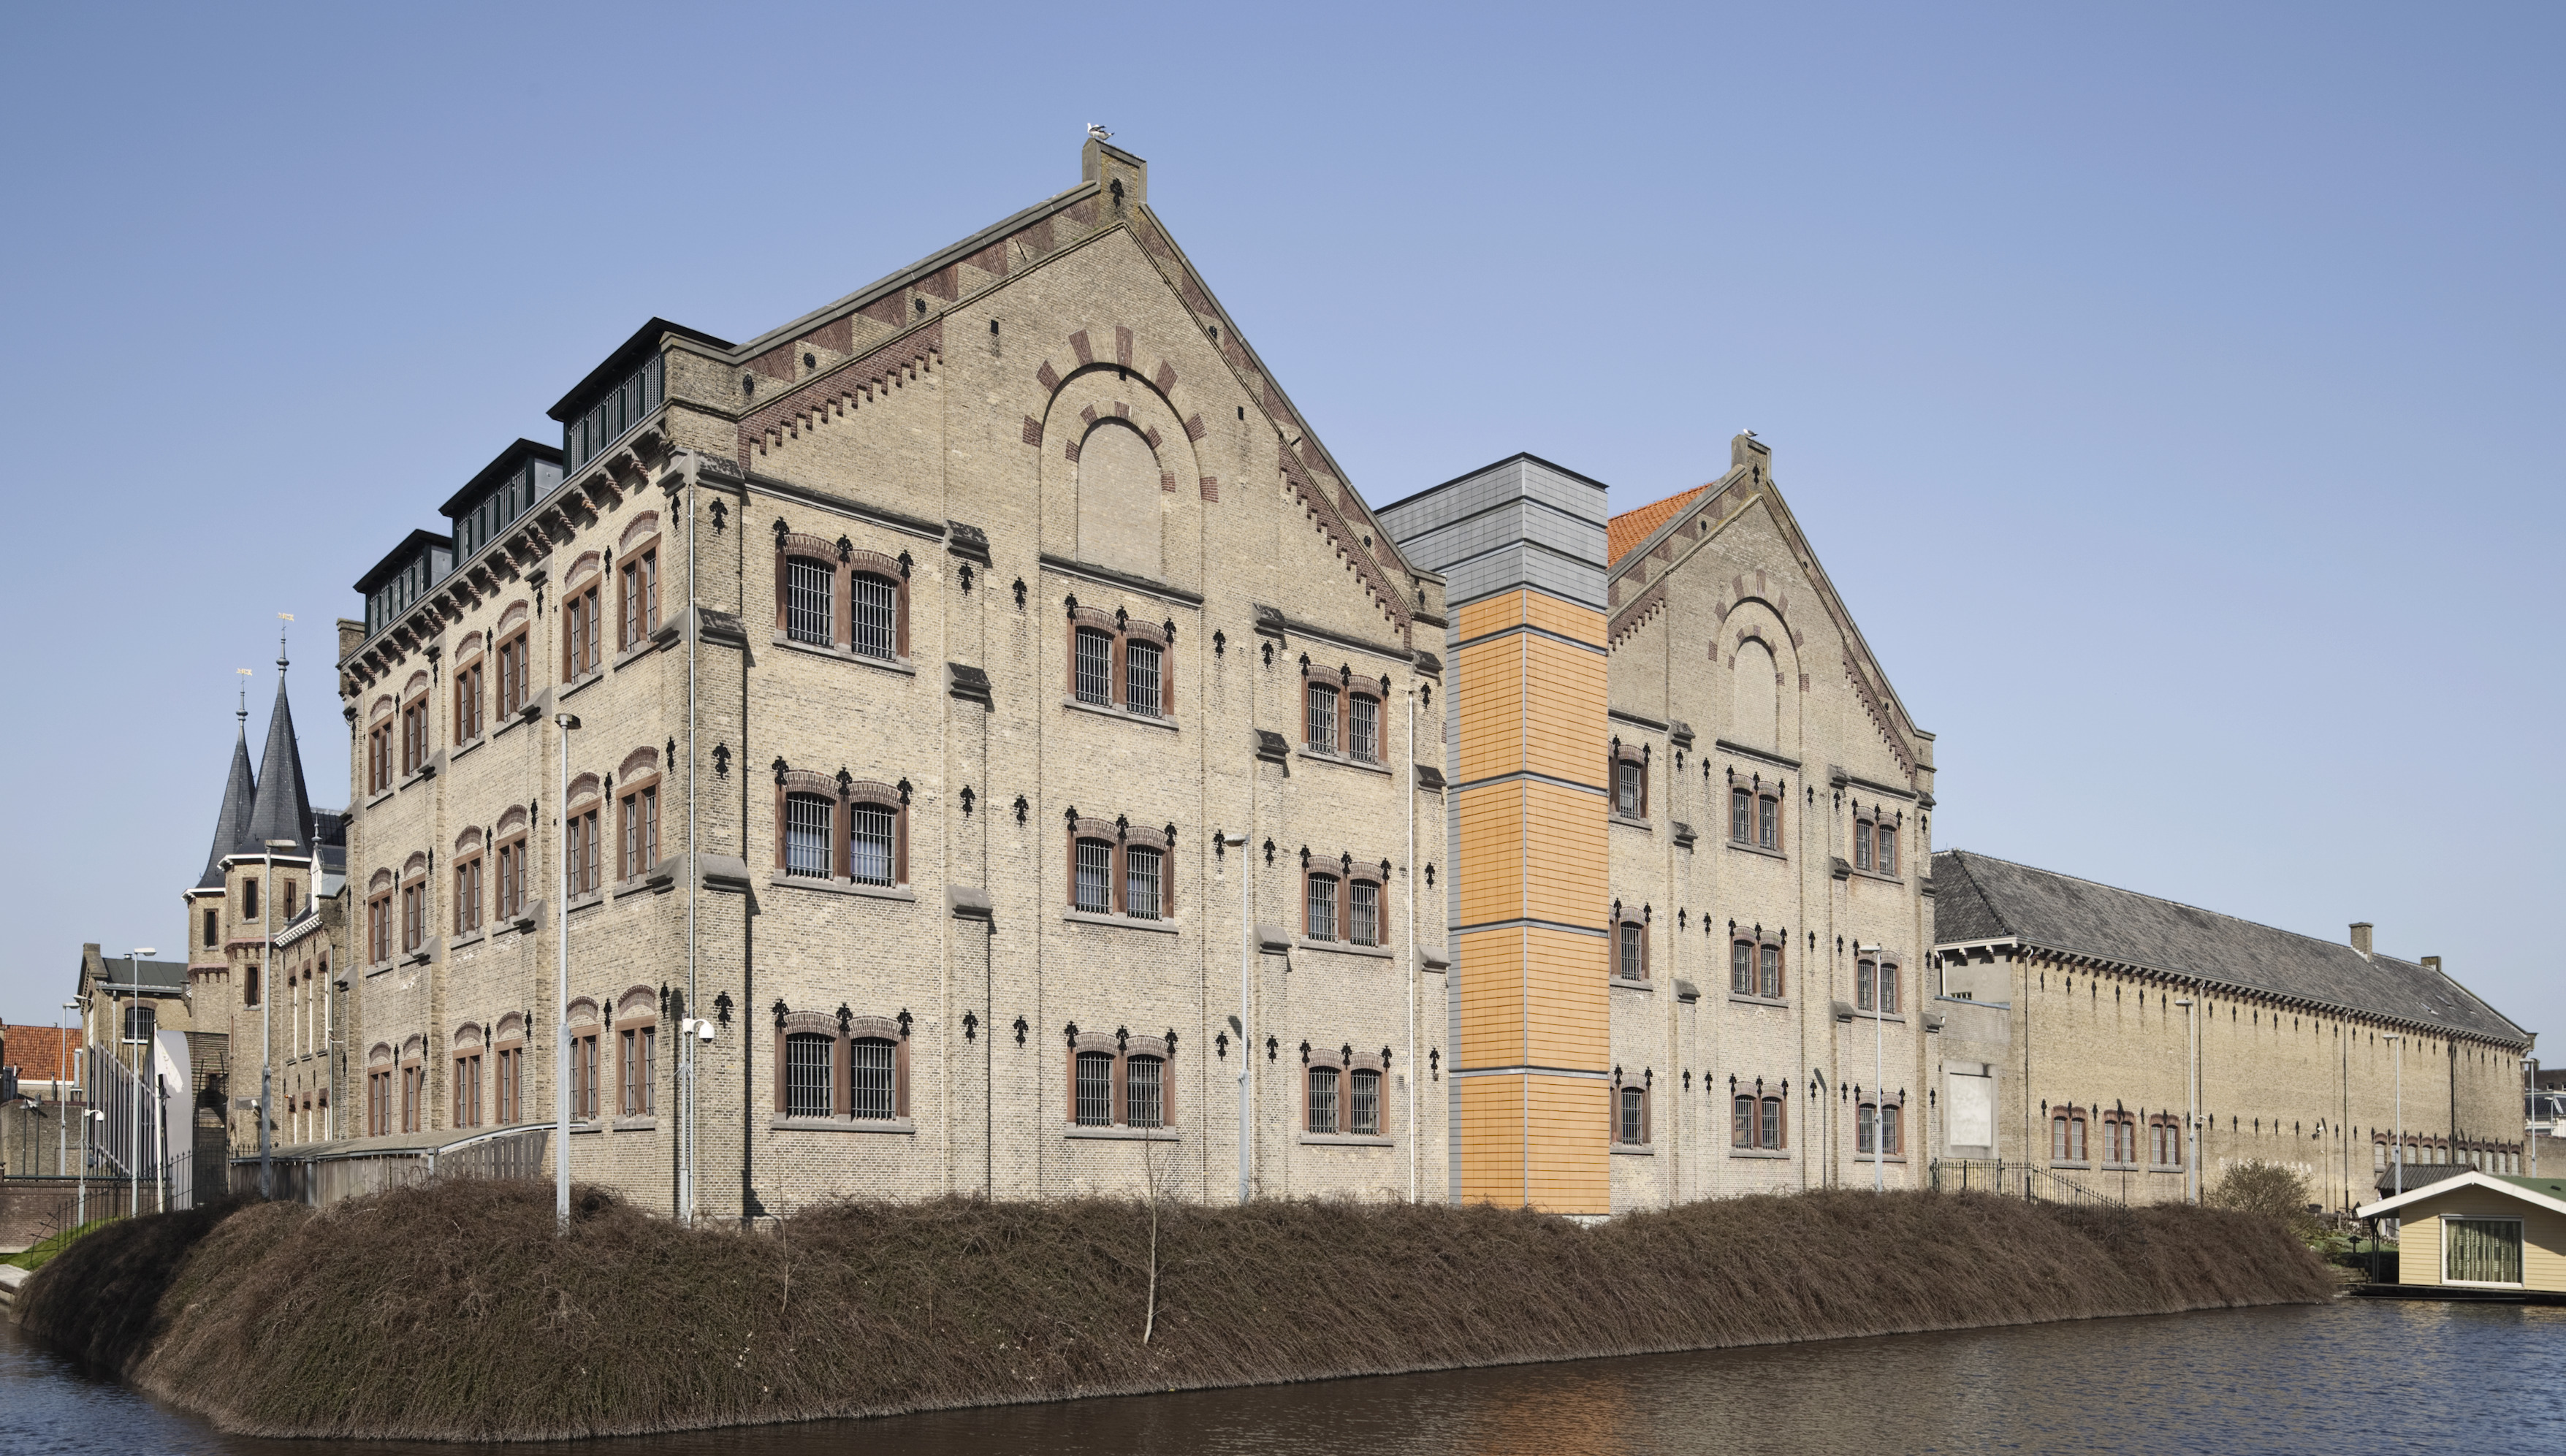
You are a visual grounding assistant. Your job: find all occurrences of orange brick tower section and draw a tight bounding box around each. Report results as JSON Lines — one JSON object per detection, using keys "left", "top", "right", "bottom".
{"left": 1382, "top": 456, "right": 1611, "bottom": 1213}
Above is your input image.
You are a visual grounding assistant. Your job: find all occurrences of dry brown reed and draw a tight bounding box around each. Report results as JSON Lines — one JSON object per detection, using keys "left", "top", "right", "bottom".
{"left": 18, "top": 1181, "right": 2333, "bottom": 1441}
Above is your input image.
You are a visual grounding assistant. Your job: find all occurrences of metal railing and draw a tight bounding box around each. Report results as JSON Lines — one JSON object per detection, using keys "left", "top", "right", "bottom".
{"left": 233, "top": 1125, "right": 549, "bottom": 1209}
{"left": 1930, "top": 1158, "right": 2126, "bottom": 1206}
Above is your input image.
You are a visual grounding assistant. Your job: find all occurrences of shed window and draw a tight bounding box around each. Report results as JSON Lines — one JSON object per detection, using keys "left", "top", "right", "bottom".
{"left": 2445, "top": 1218, "right": 2523, "bottom": 1285}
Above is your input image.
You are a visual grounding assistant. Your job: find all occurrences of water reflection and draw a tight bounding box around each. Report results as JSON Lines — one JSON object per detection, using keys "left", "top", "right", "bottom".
{"left": 6, "top": 1300, "right": 2560, "bottom": 1455}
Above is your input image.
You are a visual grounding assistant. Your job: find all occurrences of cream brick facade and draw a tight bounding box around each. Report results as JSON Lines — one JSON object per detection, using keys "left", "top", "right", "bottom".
{"left": 327, "top": 141, "right": 1450, "bottom": 1220}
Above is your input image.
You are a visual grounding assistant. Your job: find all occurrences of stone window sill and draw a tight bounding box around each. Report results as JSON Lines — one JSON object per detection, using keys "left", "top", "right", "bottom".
{"left": 397, "top": 766, "right": 434, "bottom": 793}
{"left": 1853, "top": 1154, "right": 1908, "bottom": 1165}
{"left": 771, "top": 1116, "right": 917, "bottom": 1134}
{"left": 560, "top": 668, "right": 604, "bottom": 701}
{"left": 493, "top": 706, "right": 533, "bottom": 741}
{"left": 568, "top": 1120, "right": 605, "bottom": 1135}
{"left": 1063, "top": 909, "right": 1180, "bottom": 934}
{"left": 1297, "top": 747, "right": 1390, "bottom": 777}
{"left": 612, "top": 636, "right": 660, "bottom": 671}
{"left": 365, "top": 787, "right": 395, "bottom": 809}
{"left": 612, "top": 875, "right": 660, "bottom": 901}
{"left": 1730, "top": 1148, "right": 1791, "bottom": 1160}
{"left": 774, "top": 631, "right": 918, "bottom": 676}
{"left": 2099, "top": 1161, "right": 2141, "bottom": 1173}
{"left": 452, "top": 736, "right": 486, "bottom": 763}
{"left": 1727, "top": 840, "right": 1789, "bottom": 863}
{"left": 1297, "top": 938, "right": 1392, "bottom": 959}
{"left": 1061, "top": 695, "right": 1178, "bottom": 731}
{"left": 1849, "top": 1010, "right": 1907, "bottom": 1024}
{"left": 766, "top": 872, "right": 916, "bottom": 903}
{"left": 1613, "top": 1143, "right": 1656, "bottom": 1156}
{"left": 565, "top": 891, "right": 606, "bottom": 915}
{"left": 2050, "top": 1160, "right": 2093, "bottom": 1171}
{"left": 1610, "top": 814, "right": 1651, "bottom": 831}
{"left": 1613, "top": 977, "right": 1654, "bottom": 993}
{"left": 613, "top": 1116, "right": 658, "bottom": 1132}
{"left": 1729, "top": 994, "right": 1792, "bottom": 1010}
{"left": 1300, "top": 1133, "right": 1393, "bottom": 1147}
{"left": 365, "top": 959, "right": 395, "bottom": 978}
{"left": 1066, "top": 1126, "right": 1181, "bottom": 1141}
{"left": 450, "top": 929, "right": 487, "bottom": 951}
{"left": 1851, "top": 867, "right": 1905, "bottom": 886}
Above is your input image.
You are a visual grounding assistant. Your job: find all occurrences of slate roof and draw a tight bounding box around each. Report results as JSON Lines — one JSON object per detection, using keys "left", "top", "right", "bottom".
{"left": 83, "top": 947, "right": 190, "bottom": 995}
{"left": 1607, "top": 485, "right": 1708, "bottom": 568}
{"left": 243, "top": 663, "right": 315, "bottom": 855}
{"left": 197, "top": 714, "right": 256, "bottom": 889}
{"left": 1933, "top": 850, "right": 2528, "bottom": 1045}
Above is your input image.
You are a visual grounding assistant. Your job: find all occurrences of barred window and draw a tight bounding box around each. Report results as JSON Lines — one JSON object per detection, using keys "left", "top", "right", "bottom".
{"left": 1877, "top": 964, "right": 1898, "bottom": 1014}
{"left": 1306, "top": 873, "right": 1339, "bottom": 941}
{"left": 850, "top": 802, "right": 896, "bottom": 886}
{"left": 1759, "top": 1096, "right": 1782, "bottom": 1149}
{"left": 1075, "top": 839, "right": 1113, "bottom": 914}
{"left": 785, "top": 793, "right": 834, "bottom": 878}
{"left": 1731, "top": 788, "right": 1752, "bottom": 842}
{"left": 1125, "top": 639, "right": 1162, "bottom": 717}
{"left": 1732, "top": 1094, "right": 1754, "bottom": 1147}
{"left": 1731, "top": 939, "right": 1754, "bottom": 996}
{"left": 1619, "top": 922, "right": 1644, "bottom": 980}
{"left": 1126, "top": 845, "right": 1163, "bottom": 920}
{"left": 1859, "top": 1103, "right": 1880, "bottom": 1154}
{"left": 1075, "top": 1051, "right": 1114, "bottom": 1127}
{"left": 786, "top": 557, "right": 834, "bottom": 646}
{"left": 1855, "top": 819, "right": 1874, "bottom": 872}
{"left": 1857, "top": 961, "right": 1878, "bottom": 1011}
{"left": 1620, "top": 1086, "right": 1644, "bottom": 1145}
{"left": 785, "top": 1032, "right": 834, "bottom": 1118}
{"left": 1125, "top": 1055, "right": 1164, "bottom": 1129}
{"left": 1759, "top": 943, "right": 1782, "bottom": 999}
{"left": 1306, "top": 682, "right": 1339, "bottom": 752}
{"left": 850, "top": 1037, "right": 896, "bottom": 1120}
{"left": 1350, "top": 1067, "right": 1381, "bottom": 1136}
{"left": 1075, "top": 627, "right": 1114, "bottom": 705}
{"left": 1349, "top": 881, "right": 1379, "bottom": 946}
{"left": 1876, "top": 823, "right": 1897, "bottom": 876}
{"left": 850, "top": 573, "right": 896, "bottom": 660}
{"left": 1757, "top": 793, "right": 1779, "bottom": 850}
{"left": 1348, "top": 693, "right": 1378, "bottom": 762}
{"left": 1307, "top": 1066, "right": 1341, "bottom": 1134}
{"left": 1618, "top": 759, "right": 1642, "bottom": 817}
{"left": 1881, "top": 1103, "right": 1900, "bottom": 1156}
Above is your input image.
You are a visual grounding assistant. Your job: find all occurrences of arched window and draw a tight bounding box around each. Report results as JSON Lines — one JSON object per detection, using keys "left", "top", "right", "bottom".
{"left": 1347, "top": 874, "right": 1383, "bottom": 947}
{"left": 400, "top": 859, "right": 428, "bottom": 954}
{"left": 2152, "top": 1116, "right": 2184, "bottom": 1169}
{"left": 784, "top": 791, "right": 834, "bottom": 878}
{"left": 1857, "top": 958, "right": 1898, "bottom": 1014}
{"left": 452, "top": 1024, "right": 484, "bottom": 1129}
{"left": 618, "top": 533, "right": 660, "bottom": 651}
{"left": 1307, "top": 1065, "right": 1341, "bottom": 1134}
{"left": 1306, "top": 872, "right": 1340, "bottom": 941}
{"left": 2101, "top": 1110, "right": 2136, "bottom": 1167}
{"left": 2051, "top": 1105, "right": 2088, "bottom": 1164}
{"left": 1347, "top": 687, "right": 1380, "bottom": 763}
{"left": 494, "top": 1015, "right": 525, "bottom": 1125}
{"left": 453, "top": 836, "right": 484, "bottom": 936}
{"left": 850, "top": 571, "right": 897, "bottom": 660}
{"left": 784, "top": 553, "right": 835, "bottom": 646}
{"left": 1124, "top": 1053, "right": 1165, "bottom": 1128}
{"left": 1074, "top": 624, "right": 1114, "bottom": 704}
{"left": 1732, "top": 1091, "right": 1785, "bottom": 1149}
{"left": 1612, "top": 743, "right": 1648, "bottom": 820}
{"left": 1732, "top": 638, "right": 1778, "bottom": 750}
{"left": 851, "top": 1037, "right": 898, "bottom": 1120}
{"left": 1858, "top": 1100, "right": 1902, "bottom": 1156}
{"left": 1732, "top": 937, "right": 1783, "bottom": 999}
{"left": 850, "top": 796, "right": 898, "bottom": 887}
{"left": 1075, "top": 1050, "right": 1115, "bottom": 1127}
{"left": 1618, "top": 1084, "right": 1648, "bottom": 1146}
{"left": 1350, "top": 1066, "right": 1382, "bottom": 1136}
{"left": 1075, "top": 420, "right": 1163, "bottom": 581}
{"left": 617, "top": 988, "right": 656, "bottom": 1118}
{"left": 1618, "top": 917, "right": 1648, "bottom": 981}
{"left": 784, "top": 1030, "right": 834, "bottom": 1118}
{"left": 1124, "top": 633, "right": 1163, "bottom": 718}
{"left": 1075, "top": 836, "right": 1114, "bottom": 913}
{"left": 1125, "top": 844, "right": 1164, "bottom": 921}
{"left": 1306, "top": 680, "right": 1339, "bottom": 754}
{"left": 620, "top": 765, "right": 661, "bottom": 884}
{"left": 566, "top": 1002, "right": 601, "bottom": 1121}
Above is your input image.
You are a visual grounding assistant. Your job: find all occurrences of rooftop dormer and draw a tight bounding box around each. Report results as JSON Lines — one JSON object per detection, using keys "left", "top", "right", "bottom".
{"left": 548, "top": 317, "right": 730, "bottom": 476}
{"left": 441, "top": 438, "right": 563, "bottom": 564}
{"left": 354, "top": 529, "right": 453, "bottom": 642}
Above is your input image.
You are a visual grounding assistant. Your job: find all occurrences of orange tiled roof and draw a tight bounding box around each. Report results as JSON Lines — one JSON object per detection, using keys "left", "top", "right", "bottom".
{"left": 1, "top": 1024, "right": 80, "bottom": 1083}
{"left": 1607, "top": 485, "right": 1708, "bottom": 568}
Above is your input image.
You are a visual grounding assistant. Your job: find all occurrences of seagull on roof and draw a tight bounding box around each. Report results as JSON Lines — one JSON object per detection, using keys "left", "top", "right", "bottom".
{"left": 1087, "top": 123, "right": 1113, "bottom": 142}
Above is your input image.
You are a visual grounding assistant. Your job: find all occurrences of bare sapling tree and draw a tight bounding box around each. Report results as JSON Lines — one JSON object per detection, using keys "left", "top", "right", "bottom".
{"left": 1138, "top": 1129, "right": 1172, "bottom": 1345}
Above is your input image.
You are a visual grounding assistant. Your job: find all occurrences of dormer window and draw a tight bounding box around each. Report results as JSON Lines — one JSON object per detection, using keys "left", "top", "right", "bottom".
{"left": 563, "top": 353, "right": 664, "bottom": 474}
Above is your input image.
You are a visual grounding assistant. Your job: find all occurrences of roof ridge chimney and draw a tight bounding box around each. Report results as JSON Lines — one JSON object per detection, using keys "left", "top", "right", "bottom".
{"left": 2350, "top": 921, "right": 2374, "bottom": 958}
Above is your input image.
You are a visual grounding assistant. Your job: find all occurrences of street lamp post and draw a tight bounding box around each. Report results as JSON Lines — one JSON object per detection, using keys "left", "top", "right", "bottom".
{"left": 124, "top": 950, "right": 154, "bottom": 1219}
{"left": 2174, "top": 997, "right": 2198, "bottom": 1204}
{"left": 555, "top": 712, "right": 581, "bottom": 1230}
{"left": 58, "top": 1001, "right": 75, "bottom": 1181}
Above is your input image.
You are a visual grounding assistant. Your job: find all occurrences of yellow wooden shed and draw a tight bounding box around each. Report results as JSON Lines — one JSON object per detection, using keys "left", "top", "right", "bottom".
{"left": 2357, "top": 1171, "right": 2566, "bottom": 1294}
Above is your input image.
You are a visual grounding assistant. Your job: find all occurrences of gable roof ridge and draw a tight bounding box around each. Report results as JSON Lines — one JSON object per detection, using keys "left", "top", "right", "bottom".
{"left": 1124, "top": 202, "right": 1423, "bottom": 590}
{"left": 1947, "top": 849, "right": 2381, "bottom": 964}
{"left": 720, "top": 180, "right": 1103, "bottom": 364}
{"left": 1748, "top": 478, "right": 1930, "bottom": 754}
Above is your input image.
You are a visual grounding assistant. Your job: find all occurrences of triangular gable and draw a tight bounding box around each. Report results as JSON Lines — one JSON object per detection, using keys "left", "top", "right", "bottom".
{"left": 2358, "top": 1169, "right": 2566, "bottom": 1220}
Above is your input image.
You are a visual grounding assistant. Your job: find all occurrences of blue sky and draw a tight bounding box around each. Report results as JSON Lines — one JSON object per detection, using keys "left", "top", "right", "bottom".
{"left": 2, "top": 4, "right": 2558, "bottom": 1052}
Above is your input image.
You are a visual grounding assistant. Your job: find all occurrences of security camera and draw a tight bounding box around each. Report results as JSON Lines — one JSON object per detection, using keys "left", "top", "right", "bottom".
{"left": 696, "top": 1021, "right": 716, "bottom": 1043}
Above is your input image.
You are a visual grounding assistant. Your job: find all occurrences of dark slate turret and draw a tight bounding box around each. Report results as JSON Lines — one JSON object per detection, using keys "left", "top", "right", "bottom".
{"left": 197, "top": 702, "right": 258, "bottom": 889}
{"left": 242, "top": 649, "right": 316, "bottom": 856}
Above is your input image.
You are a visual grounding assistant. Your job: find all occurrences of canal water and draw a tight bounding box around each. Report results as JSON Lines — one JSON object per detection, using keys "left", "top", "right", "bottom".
{"left": 6, "top": 1299, "right": 2561, "bottom": 1455}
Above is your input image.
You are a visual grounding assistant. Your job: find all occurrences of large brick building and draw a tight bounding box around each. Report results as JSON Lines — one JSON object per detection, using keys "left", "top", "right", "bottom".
{"left": 224, "top": 137, "right": 2529, "bottom": 1221}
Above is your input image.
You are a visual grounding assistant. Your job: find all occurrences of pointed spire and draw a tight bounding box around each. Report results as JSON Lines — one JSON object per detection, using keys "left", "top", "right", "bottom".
{"left": 198, "top": 675, "right": 258, "bottom": 889}
{"left": 243, "top": 620, "right": 315, "bottom": 856}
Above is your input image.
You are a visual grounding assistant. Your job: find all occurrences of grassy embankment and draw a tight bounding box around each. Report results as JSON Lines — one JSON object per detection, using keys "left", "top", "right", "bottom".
{"left": 18, "top": 1181, "right": 2333, "bottom": 1441}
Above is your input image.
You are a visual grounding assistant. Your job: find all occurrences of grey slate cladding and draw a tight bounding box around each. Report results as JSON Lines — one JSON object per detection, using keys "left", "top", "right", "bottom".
{"left": 1933, "top": 850, "right": 2527, "bottom": 1045}
{"left": 199, "top": 721, "right": 259, "bottom": 889}
{"left": 243, "top": 669, "right": 316, "bottom": 855}
{"left": 1379, "top": 454, "right": 1609, "bottom": 612}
